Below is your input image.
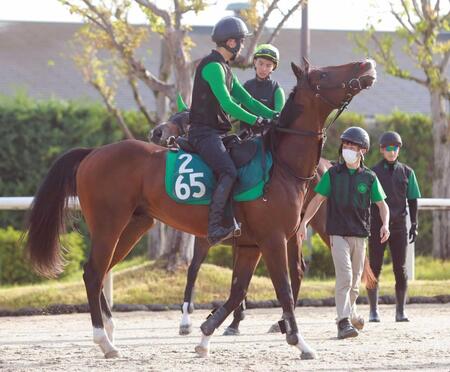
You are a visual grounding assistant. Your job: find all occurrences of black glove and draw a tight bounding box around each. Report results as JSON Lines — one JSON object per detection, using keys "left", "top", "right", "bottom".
{"left": 409, "top": 223, "right": 418, "bottom": 244}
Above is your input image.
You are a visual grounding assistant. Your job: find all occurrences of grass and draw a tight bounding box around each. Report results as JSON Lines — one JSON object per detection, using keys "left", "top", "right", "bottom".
{"left": 0, "top": 256, "right": 449, "bottom": 310}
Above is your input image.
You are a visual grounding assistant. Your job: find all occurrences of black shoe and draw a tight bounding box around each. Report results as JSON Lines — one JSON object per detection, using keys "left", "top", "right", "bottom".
{"left": 395, "top": 288, "right": 409, "bottom": 322}
{"left": 337, "top": 318, "right": 359, "bottom": 339}
{"left": 367, "top": 287, "right": 381, "bottom": 322}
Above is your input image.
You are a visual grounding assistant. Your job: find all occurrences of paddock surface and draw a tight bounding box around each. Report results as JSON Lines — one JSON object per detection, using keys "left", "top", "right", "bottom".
{"left": 0, "top": 304, "right": 449, "bottom": 371}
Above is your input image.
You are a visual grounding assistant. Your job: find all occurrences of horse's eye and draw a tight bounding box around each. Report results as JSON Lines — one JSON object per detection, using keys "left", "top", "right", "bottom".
{"left": 320, "top": 72, "right": 328, "bottom": 79}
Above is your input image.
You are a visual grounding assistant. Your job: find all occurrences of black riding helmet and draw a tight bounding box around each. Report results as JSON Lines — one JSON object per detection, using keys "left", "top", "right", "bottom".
{"left": 379, "top": 131, "right": 402, "bottom": 147}
{"left": 340, "top": 126, "right": 370, "bottom": 149}
{"left": 211, "top": 16, "right": 251, "bottom": 59}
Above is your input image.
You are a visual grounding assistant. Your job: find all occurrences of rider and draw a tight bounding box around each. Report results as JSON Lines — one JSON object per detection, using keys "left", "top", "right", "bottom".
{"left": 241, "top": 44, "right": 285, "bottom": 128}
{"left": 367, "top": 131, "right": 421, "bottom": 322}
{"left": 188, "top": 16, "right": 278, "bottom": 245}
{"left": 298, "top": 127, "right": 390, "bottom": 339}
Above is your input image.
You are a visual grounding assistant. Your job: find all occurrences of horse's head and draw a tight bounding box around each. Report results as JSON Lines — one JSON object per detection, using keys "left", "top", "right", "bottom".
{"left": 290, "top": 58, "right": 377, "bottom": 115}
{"left": 149, "top": 110, "right": 190, "bottom": 146}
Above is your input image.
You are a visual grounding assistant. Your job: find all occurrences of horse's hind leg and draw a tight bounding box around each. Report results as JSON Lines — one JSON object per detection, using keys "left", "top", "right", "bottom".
{"left": 223, "top": 298, "right": 246, "bottom": 335}
{"left": 260, "top": 236, "right": 316, "bottom": 360}
{"left": 180, "top": 237, "right": 210, "bottom": 335}
{"left": 223, "top": 244, "right": 247, "bottom": 336}
{"left": 195, "top": 245, "right": 261, "bottom": 357}
{"left": 100, "top": 214, "right": 155, "bottom": 343}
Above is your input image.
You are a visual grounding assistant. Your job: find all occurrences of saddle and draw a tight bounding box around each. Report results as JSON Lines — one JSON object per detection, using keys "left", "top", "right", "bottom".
{"left": 175, "top": 134, "right": 258, "bottom": 168}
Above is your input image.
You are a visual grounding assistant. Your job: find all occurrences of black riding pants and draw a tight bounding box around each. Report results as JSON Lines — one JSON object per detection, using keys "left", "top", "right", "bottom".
{"left": 188, "top": 126, "right": 237, "bottom": 181}
{"left": 368, "top": 220, "right": 408, "bottom": 290}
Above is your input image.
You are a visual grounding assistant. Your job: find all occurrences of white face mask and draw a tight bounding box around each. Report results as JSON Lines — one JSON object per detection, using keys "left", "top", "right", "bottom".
{"left": 342, "top": 148, "right": 360, "bottom": 164}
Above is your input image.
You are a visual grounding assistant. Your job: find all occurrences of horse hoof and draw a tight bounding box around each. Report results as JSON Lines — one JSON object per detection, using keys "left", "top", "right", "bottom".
{"left": 179, "top": 324, "right": 192, "bottom": 335}
{"left": 223, "top": 327, "right": 240, "bottom": 336}
{"left": 104, "top": 350, "right": 121, "bottom": 359}
{"left": 301, "top": 351, "right": 317, "bottom": 360}
{"left": 267, "top": 322, "right": 281, "bottom": 333}
{"left": 351, "top": 316, "right": 365, "bottom": 330}
{"left": 195, "top": 345, "right": 209, "bottom": 357}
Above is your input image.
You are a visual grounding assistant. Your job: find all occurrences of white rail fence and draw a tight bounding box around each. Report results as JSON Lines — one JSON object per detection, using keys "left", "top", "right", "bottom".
{"left": 0, "top": 196, "right": 113, "bottom": 307}
{"left": 1, "top": 197, "right": 450, "bottom": 304}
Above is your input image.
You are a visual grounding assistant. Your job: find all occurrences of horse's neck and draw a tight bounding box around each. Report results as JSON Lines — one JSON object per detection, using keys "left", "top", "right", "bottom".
{"left": 276, "top": 110, "right": 329, "bottom": 180}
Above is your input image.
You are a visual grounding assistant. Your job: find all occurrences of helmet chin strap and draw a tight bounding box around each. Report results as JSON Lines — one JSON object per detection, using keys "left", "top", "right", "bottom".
{"left": 222, "top": 38, "right": 242, "bottom": 60}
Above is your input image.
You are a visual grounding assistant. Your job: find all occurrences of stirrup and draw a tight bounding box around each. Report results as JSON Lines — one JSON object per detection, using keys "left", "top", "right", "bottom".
{"left": 207, "top": 226, "right": 235, "bottom": 246}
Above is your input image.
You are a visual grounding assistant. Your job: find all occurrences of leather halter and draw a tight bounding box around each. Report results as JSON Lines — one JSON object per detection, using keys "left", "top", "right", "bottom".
{"left": 271, "top": 71, "right": 373, "bottom": 182}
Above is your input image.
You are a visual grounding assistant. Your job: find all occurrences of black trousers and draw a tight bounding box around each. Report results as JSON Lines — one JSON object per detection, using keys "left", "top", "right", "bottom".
{"left": 369, "top": 220, "right": 408, "bottom": 290}
{"left": 188, "top": 126, "right": 237, "bottom": 181}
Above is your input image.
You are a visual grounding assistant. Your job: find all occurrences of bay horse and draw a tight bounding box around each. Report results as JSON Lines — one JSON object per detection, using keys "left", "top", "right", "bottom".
{"left": 151, "top": 113, "right": 374, "bottom": 336}
{"left": 26, "top": 58, "right": 376, "bottom": 360}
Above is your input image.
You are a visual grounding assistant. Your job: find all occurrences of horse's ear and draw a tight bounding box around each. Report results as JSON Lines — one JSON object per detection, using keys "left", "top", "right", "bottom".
{"left": 291, "top": 62, "right": 304, "bottom": 80}
{"left": 176, "top": 93, "right": 188, "bottom": 112}
{"left": 302, "top": 57, "right": 310, "bottom": 73}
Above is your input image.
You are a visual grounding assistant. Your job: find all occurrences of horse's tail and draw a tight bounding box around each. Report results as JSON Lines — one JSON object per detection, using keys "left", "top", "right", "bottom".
{"left": 26, "top": 148, "right": 93, "bottom": 278}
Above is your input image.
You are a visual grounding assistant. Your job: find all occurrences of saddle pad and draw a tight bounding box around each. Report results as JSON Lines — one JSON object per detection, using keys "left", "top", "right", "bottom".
{"left": 165, "top": 138, "right": 272, "bottom": 205}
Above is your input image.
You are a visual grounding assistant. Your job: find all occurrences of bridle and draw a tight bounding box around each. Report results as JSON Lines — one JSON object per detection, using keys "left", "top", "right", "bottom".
{"left": 270, "top": 69, "right": 374, "bottom": 182}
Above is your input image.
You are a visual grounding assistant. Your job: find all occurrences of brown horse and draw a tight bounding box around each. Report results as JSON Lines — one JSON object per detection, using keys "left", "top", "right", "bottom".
{"left": 151, "top": 111, "right": 373, "bottom": 336}
{"left": 26, "top": 58, "right": 376, "bottom": 359}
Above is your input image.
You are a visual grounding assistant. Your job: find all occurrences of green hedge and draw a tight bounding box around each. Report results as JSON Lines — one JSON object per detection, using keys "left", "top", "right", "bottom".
{"left": 0, "top": 92, "right": 151, "bottom": 229}
{"left": 0, "top": 227, "right": 86, "bottom": 285}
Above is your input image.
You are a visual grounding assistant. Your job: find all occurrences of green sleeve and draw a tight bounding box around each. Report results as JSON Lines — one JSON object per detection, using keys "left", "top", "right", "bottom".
{"left": 230, "top": 74, "right": 277, "bottom": 119}
{"left": 407, "top": 170, "right": 421, "bottom": 199}
{"left": 274, "top": 86, "right": 285, "bottom": 112}
{"left": 314, "top": 170, "right": 331, "bottom": 197}
{"left": 201, "top": 62, "right": 258, "bottom": 125}
{"left": 370, "top": 176, "right": 387, "bottom": 202}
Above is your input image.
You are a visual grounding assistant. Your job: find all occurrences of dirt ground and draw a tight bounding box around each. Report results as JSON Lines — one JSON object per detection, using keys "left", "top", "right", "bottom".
{"left": 0, "top": 304, "right": 449, "bottom": 371}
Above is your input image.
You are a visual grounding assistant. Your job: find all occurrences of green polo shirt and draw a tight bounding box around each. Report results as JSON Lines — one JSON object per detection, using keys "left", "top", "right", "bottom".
{"left": 315, "top": 168, "right": 386, "bottom": 202}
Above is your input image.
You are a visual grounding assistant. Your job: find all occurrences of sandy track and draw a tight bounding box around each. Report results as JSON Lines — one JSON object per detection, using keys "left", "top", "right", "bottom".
{"left": 1, "top": 304, "right": 449, "bottom": 371}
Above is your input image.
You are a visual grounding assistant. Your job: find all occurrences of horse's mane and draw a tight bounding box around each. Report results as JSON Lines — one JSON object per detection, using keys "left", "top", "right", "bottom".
{"left": 278, "top": 86, "right": 303, "bottom": 128}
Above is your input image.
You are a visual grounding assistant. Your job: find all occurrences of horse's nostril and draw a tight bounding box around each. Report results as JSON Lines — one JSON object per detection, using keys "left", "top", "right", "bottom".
{"left": 153, "top": 129, "right": 162, "bottom": 138}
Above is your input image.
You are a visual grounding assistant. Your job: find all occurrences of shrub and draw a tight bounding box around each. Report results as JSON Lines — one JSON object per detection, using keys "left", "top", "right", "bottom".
{"left": 0, "top": 227, "right": 86, "bottom": 285}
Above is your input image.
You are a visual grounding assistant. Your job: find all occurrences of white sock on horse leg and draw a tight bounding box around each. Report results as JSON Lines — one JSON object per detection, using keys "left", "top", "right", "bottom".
{"left": 199, "top": 334, "right": 211, "bottom": 349}
{"left": 294, "top": 332, "right": 315, "bottom": 354}
{"left": 93, "top": 327, "right": 118, "bottom": 356}
{"left": 102, "top": 312, "right": 115, "bottom": 343}
{"left": 180, "top": 302, "right": 191, "bottom": 326}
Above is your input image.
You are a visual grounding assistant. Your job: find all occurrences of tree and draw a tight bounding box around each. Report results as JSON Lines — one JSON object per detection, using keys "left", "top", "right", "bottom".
{"left": 355, "top": 0, "right": 449, "bottom": 258}
{"left": 60, "top": 0, "right": 305, "bottom": 268}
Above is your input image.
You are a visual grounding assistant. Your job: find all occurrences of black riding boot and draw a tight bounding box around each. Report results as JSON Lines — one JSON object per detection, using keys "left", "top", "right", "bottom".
{"left": 367, "top": 287, "right": 380, "bottom": 322}
{"left": 207, "top": 175, "right": 235, "bottom": 246}
{"left": 395, "top": 288, "right": 409, "bottom": 322}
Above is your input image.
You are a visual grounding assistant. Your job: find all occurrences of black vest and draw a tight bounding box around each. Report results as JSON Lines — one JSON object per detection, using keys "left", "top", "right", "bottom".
{"left": 243, "top": 77, "right": 279, "bottom": 109}
{"left": 370, "top": 160, "right": 413, "bottom": 226}
{"left": 327, "top": 163, "right": 377, "bottom": 237}
{"left": 190, "top": 50, "right": 233, "bottom": 133}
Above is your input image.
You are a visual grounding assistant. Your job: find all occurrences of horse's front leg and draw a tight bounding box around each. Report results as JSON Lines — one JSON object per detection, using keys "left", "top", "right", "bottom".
{"left": 261, "top": 236, "right": 316, "bottom": 360}
{"left": 195, "top": 245, "right": 261, "bottom": 357}
{"left": 268, "top": 234, "right": 306, "bottom": 333}
{"left": 223, "top": 297, "right": 247, "bottom": 335}
{"left": 180, "top": 237, "right": 210, "bottom": 335}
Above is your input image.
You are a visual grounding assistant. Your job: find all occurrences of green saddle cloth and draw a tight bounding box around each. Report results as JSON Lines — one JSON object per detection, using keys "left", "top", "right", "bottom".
{"left": 165, "top": 138, "right": 272, "bottom": 205}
